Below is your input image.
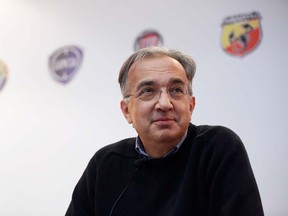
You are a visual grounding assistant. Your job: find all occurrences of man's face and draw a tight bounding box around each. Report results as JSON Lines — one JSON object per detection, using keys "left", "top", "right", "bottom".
{"left": 121, "top": 56, "right": 195, "bottom": 146}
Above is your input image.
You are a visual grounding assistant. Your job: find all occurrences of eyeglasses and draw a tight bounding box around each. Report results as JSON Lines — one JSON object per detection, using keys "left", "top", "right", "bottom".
{"left": 125, "top": 86, "right": 189, "bottom": 102}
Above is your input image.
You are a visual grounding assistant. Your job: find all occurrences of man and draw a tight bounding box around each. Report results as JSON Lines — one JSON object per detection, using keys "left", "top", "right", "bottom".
{"left": 66, "top": 47, "right": 264, "bottom": 216}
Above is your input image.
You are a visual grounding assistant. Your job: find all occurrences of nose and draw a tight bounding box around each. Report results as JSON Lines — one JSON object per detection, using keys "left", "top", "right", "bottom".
{"left": 155, "top": 90, "right": 173, "bottom": 111}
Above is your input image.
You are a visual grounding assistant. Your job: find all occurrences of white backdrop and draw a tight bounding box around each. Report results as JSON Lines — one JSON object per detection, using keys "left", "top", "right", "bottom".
{"left": 0, "top": 0, "right": 287, "bottom": 215}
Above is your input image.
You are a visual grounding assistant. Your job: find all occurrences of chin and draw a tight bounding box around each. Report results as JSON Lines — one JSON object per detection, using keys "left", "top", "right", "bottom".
{"left": 155, "top": 130, "right": 181, "bottom": 141}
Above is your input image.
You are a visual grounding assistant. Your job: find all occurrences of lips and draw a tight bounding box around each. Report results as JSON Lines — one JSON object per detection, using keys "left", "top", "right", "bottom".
{"left": 152, "top": 117, "right": 175, "bottom": 123}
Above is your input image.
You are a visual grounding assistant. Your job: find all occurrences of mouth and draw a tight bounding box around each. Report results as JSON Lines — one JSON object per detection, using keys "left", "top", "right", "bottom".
{"left": 152, "top": 118, "right": 175, "bottom": 124}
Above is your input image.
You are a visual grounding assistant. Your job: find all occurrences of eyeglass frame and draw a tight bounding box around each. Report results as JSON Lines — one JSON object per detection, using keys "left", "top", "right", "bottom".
{"left": 124, "top": 83, "right": 191, "bottom": 102}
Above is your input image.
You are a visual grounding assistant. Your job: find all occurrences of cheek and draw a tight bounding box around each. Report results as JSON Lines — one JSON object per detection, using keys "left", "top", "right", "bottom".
{"left": 131, "top": 104, "right": 152, "bottom": 122}
{"left": 175, "top": 103, "right": 193, "bottom": 120}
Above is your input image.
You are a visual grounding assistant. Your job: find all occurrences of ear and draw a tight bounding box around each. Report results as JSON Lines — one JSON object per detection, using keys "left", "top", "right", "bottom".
{"left": 120, "top": 100, "right": 133, "bottom": 124}
{"left": 190, "top": 96, "right": 196, "bottom": 113}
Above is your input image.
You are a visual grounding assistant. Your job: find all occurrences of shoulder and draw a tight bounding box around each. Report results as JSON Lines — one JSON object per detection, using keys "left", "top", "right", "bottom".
{"left": 196, "top": 125, "right": 240, "bottom": 141}
{"left": 189, "top": 125, "right": 252, "bottom": 179}
{"left": 193, "top": 124, "right": 233, "bottom": 135}
{"left": 89, "top": 137, "right": 137, "bottom": 166}
{"left": 191, "top": 124, "right": 245, "bottom": 154}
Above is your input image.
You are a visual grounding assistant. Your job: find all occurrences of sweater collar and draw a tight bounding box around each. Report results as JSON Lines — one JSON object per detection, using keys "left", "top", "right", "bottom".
{"left": 135, "top": 130, "right": 188, "bottom": 159}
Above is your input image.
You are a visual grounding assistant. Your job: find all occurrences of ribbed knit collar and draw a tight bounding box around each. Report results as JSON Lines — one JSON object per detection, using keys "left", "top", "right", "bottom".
{"left": 134, "top": 123, "right": 197, "bottom": 159}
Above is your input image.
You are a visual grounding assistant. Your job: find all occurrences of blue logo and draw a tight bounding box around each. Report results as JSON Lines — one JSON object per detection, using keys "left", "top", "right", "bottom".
{"left": 49, "top": 45, "right": 83, "bottom": 84}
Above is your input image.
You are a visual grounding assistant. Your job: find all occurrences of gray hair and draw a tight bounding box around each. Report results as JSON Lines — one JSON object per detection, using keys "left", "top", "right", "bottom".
{"left": 118, "top": 46, "right": 196, "bottom": 97}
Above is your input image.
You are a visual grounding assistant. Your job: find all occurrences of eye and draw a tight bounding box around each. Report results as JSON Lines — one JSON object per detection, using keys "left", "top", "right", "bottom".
{"left": 169, "top": 86, "right": 185, "bottom": 96}
{"left": 137, "top": 87, "right": 156, "bottom": 97}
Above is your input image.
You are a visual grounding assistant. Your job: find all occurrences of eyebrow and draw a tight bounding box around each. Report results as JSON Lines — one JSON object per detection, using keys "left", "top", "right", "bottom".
{"left": 135, "top": 77, "right": 186, "bottom": 92}
{"left": 135, "top": 80, "right": 156, "bottom": 92}
{"left": 168, "top": 77, "right": 186, "bottom": 86}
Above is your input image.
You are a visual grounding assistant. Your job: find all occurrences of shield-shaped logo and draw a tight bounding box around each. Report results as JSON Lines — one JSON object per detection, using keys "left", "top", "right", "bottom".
{"left": 49, "top": 45, "right": 83, "bottom": 84}
{"left": 134, "top": 30, "right": 163, "bottom": 51}
{"left": 221, "top": 11, "right": 262, "bottom": 57}
{"left": 0, "top": 60, "right": 8, "bottom": 93}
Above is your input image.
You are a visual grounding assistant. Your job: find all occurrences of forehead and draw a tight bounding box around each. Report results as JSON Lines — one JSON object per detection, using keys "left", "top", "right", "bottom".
{"left": 128, "top": 56, "right": 188, "bottom": 85}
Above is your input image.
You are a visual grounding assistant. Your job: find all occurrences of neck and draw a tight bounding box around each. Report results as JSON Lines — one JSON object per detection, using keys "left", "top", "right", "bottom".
{"left": 145, "top": 145, "right": 175, "bottom": 158}
{"left": 142, "top": 138, "right": 181, "bottom": 158}
{"left": 138, "top": 131, "right": 188, "bottom": 158}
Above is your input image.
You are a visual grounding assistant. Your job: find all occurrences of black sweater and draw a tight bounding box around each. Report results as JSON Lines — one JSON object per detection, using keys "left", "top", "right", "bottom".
{"left": 66, "top": 124, "right": 264, "bottom": 216}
